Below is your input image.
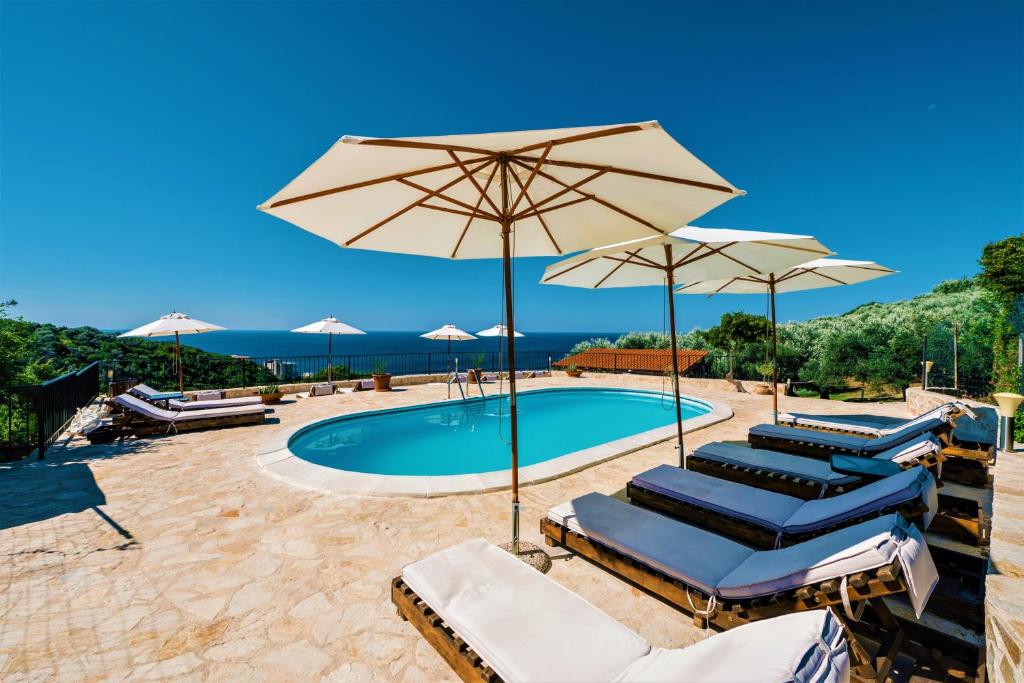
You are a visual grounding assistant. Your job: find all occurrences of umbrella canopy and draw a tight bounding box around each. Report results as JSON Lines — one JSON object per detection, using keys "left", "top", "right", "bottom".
{"left": 421, "top": 324, "right": 476, "bottom": 341}
{"left": 119, "top": 311, "right": 225, "bottom": 338}
{"left": 542, "top": 227, "right": 832, "bottom": 464}
{"left": 119, "top": 312, "right": 226, "bottom": 393}
{"left": 677, "top": 257, "right": 896, "bottom": 422}
{"left": 291, "top": 317, "right": 366, "bottom": 382}
{"left": 476, "top": 324, "right": 524, "bottom": 338}
{"left": 291, "top": 316, "right": 366, "bottom": 335}
{"left": 258, "top": 121, "right": 744, "bottom": 554}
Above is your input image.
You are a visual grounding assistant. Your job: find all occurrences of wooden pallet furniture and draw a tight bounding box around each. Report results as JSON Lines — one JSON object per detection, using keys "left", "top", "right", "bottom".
{"left": 540, "top": 516, "right": 904, "bottom": 682}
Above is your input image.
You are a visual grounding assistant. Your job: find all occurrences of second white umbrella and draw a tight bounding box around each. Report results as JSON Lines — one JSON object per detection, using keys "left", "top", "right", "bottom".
{"left": 542, "top": 226, "right": 833, "bottom": 464}
{"left": 291, "top": 316, "right": 366, "bottom": 383}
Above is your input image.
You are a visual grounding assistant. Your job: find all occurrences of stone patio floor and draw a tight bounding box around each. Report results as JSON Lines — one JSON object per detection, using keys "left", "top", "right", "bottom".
{"left": 0, "top": 373, "right": 908, "bottom": 682}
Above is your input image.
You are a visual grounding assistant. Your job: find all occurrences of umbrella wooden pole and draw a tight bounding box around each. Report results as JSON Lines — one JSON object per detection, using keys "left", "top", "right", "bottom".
{"left": 664, "top": 246, "right": 685, "bottom": 467}
{"left": 175, "top": 331, "right": 184, "bottom": 394}
{"left": 769, "top": 275, "right": 779, "bottom": 424}
{"left": 328, "top": 332, "right": 333, "bottom": 383}
{"left": 500, "top": 158, "right": 521, "bottom": 556}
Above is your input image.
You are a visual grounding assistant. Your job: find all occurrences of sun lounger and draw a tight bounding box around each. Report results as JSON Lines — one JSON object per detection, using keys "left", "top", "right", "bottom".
{"left": 543, "top": 493, "right": 936, "bottom": 622}
{"left": 393, "top": 538, "right": 851, "bottom": 682}
{"left": 688, "top": 438, "right": 944, "bottom": 498}
{"left": 778, "top": 402, "right": 972, "bottom": 438}
{"left": 308, "top": 383, "right": 335, "bottom": 397}
{"left": 130, "top": 383, "right": 261, "bottom": 410}
{"left": 353, "top": 378, "right": 376, "bottom": 391}
{"left": 89, "top": 393, "right": 265, "bottom": 440}
{"left": 749, "top": 415, "right": 988, "bottom": 487}
{"left": 627, "top": 465, "right": 937, "bottom": 549}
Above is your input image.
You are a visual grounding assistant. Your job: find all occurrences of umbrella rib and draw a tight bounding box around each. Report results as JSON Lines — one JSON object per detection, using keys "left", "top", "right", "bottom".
{"left": 451, "top": 162, "right": 501, "bottom": 258}
{"left": 594, "top": 249, "right": 643, "bottom": 287}
{"left": 448, "top": 152, "right": 501, "bottom": 216}
{"left": 420, "top": 203, "right": 487, "bottom": 219}
{"left": 672, "top": 243, "right": 707, "bottom": 269}
{"left": 507, "top": 143, "right": 552, "bottom": 215}
{"left": 601, "top": 252, "right": 664, "bottom": 270}
{"left": 267, "top": 158, "right": 479, "bottom": 209}
{"left": 510, "top": 166, "right": 606, "bottom": 218}
{"left": 511, "top": 161, "right": 665, "bottom": 234}
{"left": 541, "top": 255, "right": 598, "bottom": 283}
{"left": 353, "top": 138, "right": 496, "bottom": 156}
{"left": 507, "top": 164, "right": 561, "bottom": 254}
{"left": 397, "top": 176, "right": 499, "bottom": 219}
{"left": 511, "top": 155, "right": 736, "bottom": 194}
{"left": 518, "top": 194, "right": 592, "bottom": 218}
{"left": 345, "top": 167, "right": 484, "bottom": 246}
{"left": 806, "top": 269, "right": 849, "bottom": 286}
{"left": 506, "top": 123, "right": 648, "bottom": 155}
{"left": 750, "top": 240, "right": 832, "bottom": 256}
{"left": 674, "top": 242, "right": 761, "bottom": 275}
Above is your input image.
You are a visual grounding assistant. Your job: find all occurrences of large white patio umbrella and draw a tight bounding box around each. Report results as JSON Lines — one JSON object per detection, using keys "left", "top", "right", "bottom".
{"left": 677, "top": 258, "right": 896, "bottom": 422}
{"left": 258, "top": 121, "right": 743, "bottom": 554}
{"left": 422, "top": 324, "right": 476, "bottom": 398}
{"left": 476, "top": 324, "right": 524, "bottom": 338}
{"left": 119, "top": 311, "right": 225, "bottom": 393}
{"left": 542, "top": 226, "right": 832, "bottom": 464}
{"left": 291, "top": 316, "right": 366, "bottom": 382}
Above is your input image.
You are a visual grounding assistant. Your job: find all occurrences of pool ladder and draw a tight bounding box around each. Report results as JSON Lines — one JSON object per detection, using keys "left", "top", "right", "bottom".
{"left": 448, "top": 358, "right": 486, "bottom": 401}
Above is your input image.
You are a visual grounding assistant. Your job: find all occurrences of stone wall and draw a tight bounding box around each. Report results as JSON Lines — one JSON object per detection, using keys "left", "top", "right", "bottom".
{"left": 985, "top": 449, "right": 1024, "bottom": 683}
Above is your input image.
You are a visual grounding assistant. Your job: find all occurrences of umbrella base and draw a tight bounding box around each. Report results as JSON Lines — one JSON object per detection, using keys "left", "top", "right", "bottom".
{"left": 497, "top": 541, "right": 551, "bottom": 574}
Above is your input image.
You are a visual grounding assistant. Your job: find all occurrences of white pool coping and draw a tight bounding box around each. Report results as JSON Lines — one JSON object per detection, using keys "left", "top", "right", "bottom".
{"left": 255, "top": 386, "right": 733, "bottom": 497}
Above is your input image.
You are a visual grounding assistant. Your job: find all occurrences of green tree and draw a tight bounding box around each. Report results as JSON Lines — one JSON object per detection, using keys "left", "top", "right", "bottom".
{"left": 705, "top": 312, "right": 769, "bottom": 378}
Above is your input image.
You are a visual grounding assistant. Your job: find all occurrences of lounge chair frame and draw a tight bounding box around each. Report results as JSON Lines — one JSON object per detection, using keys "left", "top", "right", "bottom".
{"left": 87, "top": 400, "right": 264, "bottom": 442}
{"left": 539, "top": 517, "right": 902, "bottom": 682}
{"left": 392, "top": 577, "right": 500, "bottom": 683}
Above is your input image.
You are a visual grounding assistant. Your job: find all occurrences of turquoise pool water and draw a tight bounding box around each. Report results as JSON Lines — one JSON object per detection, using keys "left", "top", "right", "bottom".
{"left": 288, "top": 388, "right": 710, "bottom": 476}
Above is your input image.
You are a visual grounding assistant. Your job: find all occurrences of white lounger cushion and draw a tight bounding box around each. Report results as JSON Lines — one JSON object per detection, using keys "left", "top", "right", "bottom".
{"left": 872, "top": 436, "right": 942, "bottom": 465}
{"left": 614, "top": 609, "right": 849, "bottom": 683}
{"left": 549, "top": 492, "right": 754, "bottom": 595}
{"left": 632, "top": 465, "right": 936, "bottom": 534}
{"left": 549, "top": 494, "right": 937, "bottom": 617}
{"left": 402, "top": 538, "right": 649, "bottom": 682}
{"left": 403, "top": 538, "right": 850, "bottom": 683}
{"left": 114, "top": 393, "right": 264, "bottom": 421}
{"left": 169, "top": 396, "right": 262, "bottom": 410}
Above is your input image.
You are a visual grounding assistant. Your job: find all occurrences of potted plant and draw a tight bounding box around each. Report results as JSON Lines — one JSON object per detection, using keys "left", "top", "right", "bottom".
{"left": 754, "top": 361, "right": 775, "bottom": 395}
{"left": 565, "top": 363, "right": 583, "bottom": 378}
{"left": 258, "top": 384, "right": 284, "bottom": 404}
{"left": 468, "top": 353, "right": 487, "bottom": 384}
{"left": 372, "top": 359, "right": 392, "bottom": 392}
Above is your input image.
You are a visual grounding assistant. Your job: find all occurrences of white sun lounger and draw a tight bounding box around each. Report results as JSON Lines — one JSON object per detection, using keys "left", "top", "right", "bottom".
{"left": 545, "top": 493, "right": 937, "bottom": 619}
{"left": 779, "top": 402, "right": 972, "bottom": 437}
{"left": 688, "top": 437, "right": 943, "bottom": 497}
{"left": 110, "top": 393, "right": 265, "bottom": 434}
{"left": 130, "top": 383, "right": 261, "bottom": 410}
{"left": 628, "top": 465, "right": 937, "bottom": 547}
{"left": 395, "top": 538, "right": 850, "bottom": 682}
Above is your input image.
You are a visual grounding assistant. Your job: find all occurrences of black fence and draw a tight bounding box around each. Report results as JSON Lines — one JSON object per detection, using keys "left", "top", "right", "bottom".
{"left": 921, "top": 321, "right": 995, "bottom": 400}
{"left": 101, "top": 351, "right": 558, "bottom": 392}
{"left": 0, "top": 362, "right": 100, "bottom": 461}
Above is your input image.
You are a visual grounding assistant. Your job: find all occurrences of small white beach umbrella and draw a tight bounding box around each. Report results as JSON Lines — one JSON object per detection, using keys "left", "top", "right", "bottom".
{"left": 422, "top": 325, "right": 476, "bottom": 398}
{"left": 119, "top": 311, "right": 226, "bottom": 393}
{"left": 291, "top": 316, "right": 366, "bottom": 382}
{"left": 541, "top": 226, "right": 833, "bottom": 464}
{"left": 476, "top": 324, "right": 524, "bottom": 338}
{"left": 258, "top": 121, "right": 744, "bottom": 554}
{"left": 677, "top": 258, "right": 896, "bottom": 422}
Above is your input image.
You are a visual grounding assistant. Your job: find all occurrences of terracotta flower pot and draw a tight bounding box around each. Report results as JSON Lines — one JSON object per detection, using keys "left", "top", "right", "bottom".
{"left": 468, "top": 368, "right": 484, "bottom": 384}
{"left": 753, "top": 383, "right": 773, "bottom": 395}
{"left": 260, "top": 392, "right": 284, "bottom": 404}
{"left": 373, "top": 373, "right": 392, "bottom": 392}
{"left": 566, "top": 369, "right": 583, "bottom": 378}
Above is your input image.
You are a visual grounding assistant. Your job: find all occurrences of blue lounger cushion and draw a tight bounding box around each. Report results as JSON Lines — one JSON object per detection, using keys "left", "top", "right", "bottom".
{"left": 750, "top": 416, "right": 949, "bottom": 456}
{"left": 549, "top": 493, "right": 938, "bottom": 617}
{"left": 632, "top": 465, "right": 936, "bottom": 535}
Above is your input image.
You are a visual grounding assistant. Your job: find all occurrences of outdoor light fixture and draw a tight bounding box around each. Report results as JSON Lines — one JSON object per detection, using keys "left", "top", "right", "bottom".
{"left": 993, "top": 392, "right": 1024, "bottom": 452}
{"left": 921, "top": 360, "right": 934, "bottom": 390}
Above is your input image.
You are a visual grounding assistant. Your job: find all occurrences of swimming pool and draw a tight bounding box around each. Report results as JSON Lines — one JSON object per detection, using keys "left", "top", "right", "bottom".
{"left": 287, "top": 387, "right": 712, "bottom": 476}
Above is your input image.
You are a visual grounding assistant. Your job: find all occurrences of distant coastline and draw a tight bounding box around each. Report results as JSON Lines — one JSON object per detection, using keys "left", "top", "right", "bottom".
{"left": 100, "top": 329, "right": 626, "bottom": 359}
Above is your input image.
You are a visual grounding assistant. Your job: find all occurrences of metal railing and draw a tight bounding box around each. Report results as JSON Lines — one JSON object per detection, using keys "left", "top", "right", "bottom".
{"left": 0, "top": 361, "right": 100, "bottom": 461}
{"left": 101, "top": 351, "right": 557, "bottom": 392}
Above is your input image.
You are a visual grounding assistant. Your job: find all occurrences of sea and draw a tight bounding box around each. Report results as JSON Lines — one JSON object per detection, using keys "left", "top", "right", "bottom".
{"left": 122, "top": 330, "right": 624, "bottom": 360}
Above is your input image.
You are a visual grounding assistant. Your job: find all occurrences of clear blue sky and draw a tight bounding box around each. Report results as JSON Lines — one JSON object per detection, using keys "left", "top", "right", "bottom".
{"left": 2, "top": 1, "right": 1020, "bottom": 333}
